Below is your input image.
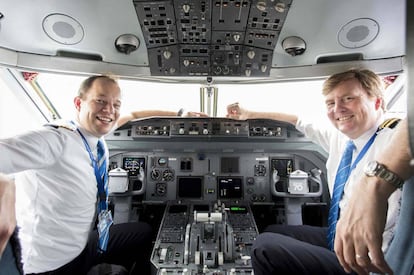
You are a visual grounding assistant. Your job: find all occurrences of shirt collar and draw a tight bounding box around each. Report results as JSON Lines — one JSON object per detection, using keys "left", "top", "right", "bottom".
{"left": 351, "top": 115, "right": 383, "bottom": 152}
{"left": 73, "top": 120, "right": 100, "bottom": 151}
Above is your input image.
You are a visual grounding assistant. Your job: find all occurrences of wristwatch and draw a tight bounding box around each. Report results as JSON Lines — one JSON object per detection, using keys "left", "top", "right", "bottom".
{"left": 364, "top": 160, "right": 404, "bottom": 189}
{"left": 177, "top": 108, "right": 185, "bottom": 117}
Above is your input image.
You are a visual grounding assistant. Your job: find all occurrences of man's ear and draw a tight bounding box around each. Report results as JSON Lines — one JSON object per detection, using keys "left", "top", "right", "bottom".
{"left": 375, "top": 97, "right": 382, "bottom": 110}
{"left": 74, "top": 97, "right": 81, "bottom": 111}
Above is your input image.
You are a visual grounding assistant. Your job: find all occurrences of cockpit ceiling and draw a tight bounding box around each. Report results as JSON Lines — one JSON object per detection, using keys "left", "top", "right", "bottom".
{"left": 0, "top": 0, "right": 406, "bottom": 83}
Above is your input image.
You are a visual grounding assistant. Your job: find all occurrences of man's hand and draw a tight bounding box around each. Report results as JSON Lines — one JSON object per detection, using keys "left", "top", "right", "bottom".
{"left": 334, "top": 175, "right": 394, "bottom": 275}
{"left": 0, "top": 174, "right": 16, "bottom": 257}
{"left": 186, "top": 111, "right": 209, "bottom": 118}
{"left": 226, "top": 102, "right": 249, "bottom": 120}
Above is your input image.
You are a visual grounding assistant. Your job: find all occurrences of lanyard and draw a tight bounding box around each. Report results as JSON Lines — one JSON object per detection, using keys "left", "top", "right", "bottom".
{"left": 349, "top": 132, "right": 377, "bottom": 172}
{"left": 76, "top": 128, "right": 108, "bottom": 211}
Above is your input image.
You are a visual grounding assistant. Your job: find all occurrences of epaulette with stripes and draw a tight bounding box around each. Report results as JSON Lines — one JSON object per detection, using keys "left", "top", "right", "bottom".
{"left": 44, "top": 120, "right": 77, "bottom": 131}
{"left": 378, "top": 118, "right": 401, "bottom": 131}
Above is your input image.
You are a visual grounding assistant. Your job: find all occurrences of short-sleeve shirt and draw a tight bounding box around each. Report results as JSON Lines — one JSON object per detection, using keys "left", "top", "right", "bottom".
{"left": 295, "top": 116, "right": 402, "bottom": 252}
{"left": 0, "top": 120, "right": 103, "bottom": 273}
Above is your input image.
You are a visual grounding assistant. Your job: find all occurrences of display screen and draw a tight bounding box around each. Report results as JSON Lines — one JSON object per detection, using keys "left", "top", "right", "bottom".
{"left": 218, "top": 177, "right": 243, "bottom": 199}
{"left": 122, "top": 157, "right": 145, "bottom": 176}
{"left": 177, "top": 176, "right": 203, "bottom": 199}
{"left": 229, "top": 205, "right": 247, "bottom": 213}
{"left": 220, "top": 157, "right": 239, "bottom": 173}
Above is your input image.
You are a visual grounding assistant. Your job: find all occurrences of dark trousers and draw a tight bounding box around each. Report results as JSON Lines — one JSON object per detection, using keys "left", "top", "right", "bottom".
{"left": 385, "top": 177, "right": 414, "bottom": 275}
{"left": 0, "top": 241, "right": 23, "bottom": 275}
{"left": 0, "top": 229, "right": 23, "bottom": 275}
{"left": 251, "top": 225, "right": 351, "bottom": 275}
{"left": 30, "top": 222, "right": 152, "bottom": 275}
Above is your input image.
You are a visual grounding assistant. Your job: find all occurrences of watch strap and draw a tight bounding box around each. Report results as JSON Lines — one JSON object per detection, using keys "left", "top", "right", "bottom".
{"left": 372, "top": 162, "right": 405, "bottom": 189}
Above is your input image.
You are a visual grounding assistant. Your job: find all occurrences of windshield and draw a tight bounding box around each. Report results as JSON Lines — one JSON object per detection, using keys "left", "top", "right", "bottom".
{"left": 7, "top": 70, "right": 400, "bottom": 129}
{"left": 0, "top": 69, "right": 407, "bottom": 139}
{"left": 36, "top": 72, "right": 329, "bottom": 122}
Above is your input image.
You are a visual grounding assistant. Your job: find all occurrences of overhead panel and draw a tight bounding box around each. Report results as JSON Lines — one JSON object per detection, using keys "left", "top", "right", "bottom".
{"left": 133, "top": 0, "right": 292, "bottom": 77}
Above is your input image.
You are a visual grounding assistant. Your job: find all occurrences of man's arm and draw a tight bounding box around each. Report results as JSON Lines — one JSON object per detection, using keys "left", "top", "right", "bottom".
{"left": 226, "top": 102, "right": 298, "bottom": 125}
{"left": 0, "top": 173, "right": 16, "bottom": 257}
{"left": 334, "top": 118, "right": 413, "bottom": 275}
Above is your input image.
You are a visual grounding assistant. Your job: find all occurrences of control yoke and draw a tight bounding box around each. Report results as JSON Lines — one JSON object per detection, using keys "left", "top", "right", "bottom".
{"left": 271, "top": 168, "right": 323, "bottom": 197}
{"left": 108, "top": 167, "right": 146, "bottom": 195}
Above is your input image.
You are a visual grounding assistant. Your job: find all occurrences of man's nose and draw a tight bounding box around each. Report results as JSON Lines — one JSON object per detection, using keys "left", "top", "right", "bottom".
{"left": 102, "top": 102, "right": 115, "bottom": 113}
{"left": 333, "top": 99, "right": 346, "bottom": 112}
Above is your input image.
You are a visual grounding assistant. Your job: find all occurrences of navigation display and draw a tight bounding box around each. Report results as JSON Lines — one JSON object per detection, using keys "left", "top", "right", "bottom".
{"left": 177, "top": 176, "right": 203, "bottom": 199}
{"left": 122, "top": 157, "right": 145, "bottom": 176}
{"left": 218, "top": 177, "right": 243, "bottom": 199}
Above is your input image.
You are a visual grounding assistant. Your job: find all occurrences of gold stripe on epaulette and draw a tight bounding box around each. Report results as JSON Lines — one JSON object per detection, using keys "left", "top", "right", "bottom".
{"left": 57, "top": 125, "right": 76, "bottom": 131}
{"left": 379, "top": 118, "right": 401, "bottom": 130}
{"left": 44, "top": 121, "right": 77, "bottom": 131}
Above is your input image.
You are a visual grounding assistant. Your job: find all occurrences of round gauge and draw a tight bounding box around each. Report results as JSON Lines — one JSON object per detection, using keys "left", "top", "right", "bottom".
{"left": 155, "top": 183, "right": 167, "bottom": 196}
{"left": 162, "top": 169, "right": 174, "bottom": 181}
{"left": 246, "top": 177, "right": 255, "bottom": 185}
{"left": 158, "top": 157, "right": 167, "bottom": 166}
{"left": 150, "top": 169, "right": 161, "bottom": 181}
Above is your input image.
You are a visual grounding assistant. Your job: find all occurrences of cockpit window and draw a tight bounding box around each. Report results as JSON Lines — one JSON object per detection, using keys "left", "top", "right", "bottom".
{"left": 30, "top": 71, "right": 406, "bottom": 125}
{"left": 36, "top": 72, "right": 329, "bottom": 121}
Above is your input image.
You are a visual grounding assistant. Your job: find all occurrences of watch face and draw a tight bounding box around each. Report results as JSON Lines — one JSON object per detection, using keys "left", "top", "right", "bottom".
{"left": 364, "top": 161, "right": 378, "bottom": 176}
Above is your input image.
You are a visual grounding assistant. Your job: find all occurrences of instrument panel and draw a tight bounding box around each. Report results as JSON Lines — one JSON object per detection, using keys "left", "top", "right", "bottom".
{"left": 106, "top": 117, "right": 329, "bottom": 274}
{"left": 108, "top": 117, "right": 326, "bottom": 203}
{"left": 133, "top": 0, "right": 292, "bottom": 77}
{"left": 119, "top": 118, "right": 290, "bottom": 139}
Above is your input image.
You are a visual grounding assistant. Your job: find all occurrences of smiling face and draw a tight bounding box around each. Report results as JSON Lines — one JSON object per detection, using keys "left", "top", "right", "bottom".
{"left": 74, "top": 77, "right": 121, "bottom": 137}
{"left": 324, "top": 78, "right": 382, "bottom": 139}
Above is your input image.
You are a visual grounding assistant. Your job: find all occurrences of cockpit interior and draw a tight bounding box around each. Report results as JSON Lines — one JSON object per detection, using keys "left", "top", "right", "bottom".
{"left": 106, "top": 116, "right": 330, "bottom": 274}
{"left": 0, "top": 0, "right": 410, "bottom": 274}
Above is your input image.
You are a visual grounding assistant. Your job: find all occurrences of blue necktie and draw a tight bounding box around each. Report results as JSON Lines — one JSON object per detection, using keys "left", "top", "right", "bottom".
{"left": 97, "top": 139, "right": 108, "bottom": 207}
{"left": 96, "top": 140, "right": 112, "bottom": 252}
{"left": 327, "top": 140, "right": 355, "bottom": 250}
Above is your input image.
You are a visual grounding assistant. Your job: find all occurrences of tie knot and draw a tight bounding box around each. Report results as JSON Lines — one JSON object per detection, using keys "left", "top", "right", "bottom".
{"left": 97, "top": 140, "right": 105, "bottom": 160}
{"left": 97, "top": 139, "right": 104, "bottom": 150}
{"left": 344, "top": 140, "right": 355, "bottom": 153}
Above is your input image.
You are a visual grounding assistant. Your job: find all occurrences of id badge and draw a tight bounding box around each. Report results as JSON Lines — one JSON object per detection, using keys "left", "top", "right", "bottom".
{"left": 97, "top": 210, "right": 113, "bottom": 252}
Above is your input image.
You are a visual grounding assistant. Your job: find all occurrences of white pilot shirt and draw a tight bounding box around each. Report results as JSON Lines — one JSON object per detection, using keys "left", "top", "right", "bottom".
{"left": 296, "top": 115, "right": 402, "bottom": 252}
{"left": 0, "top": 120, "right": 105, "bottom": 273}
